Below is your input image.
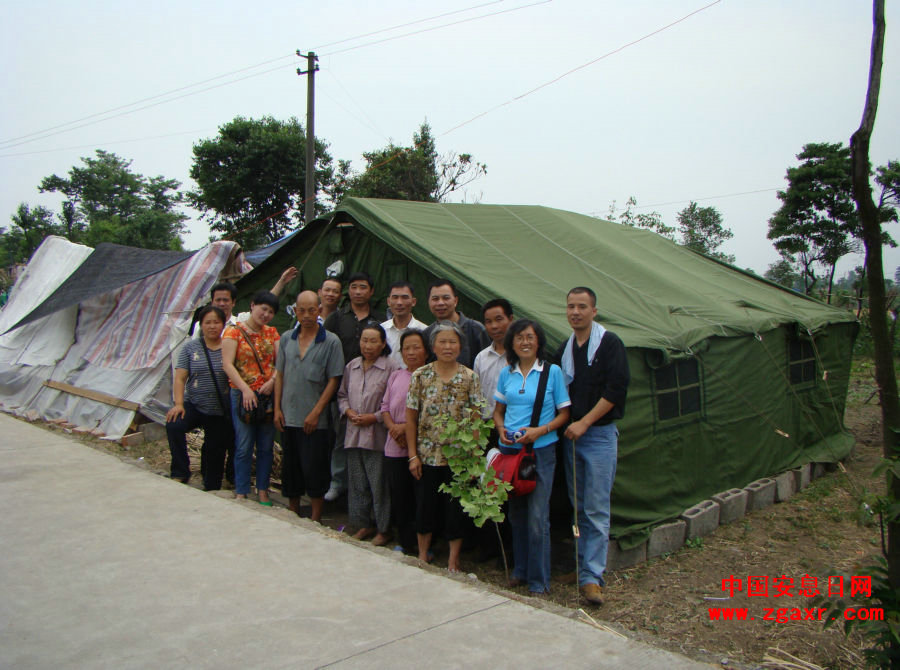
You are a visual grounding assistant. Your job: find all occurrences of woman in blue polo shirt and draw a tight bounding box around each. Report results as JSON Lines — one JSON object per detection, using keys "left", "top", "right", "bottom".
{"left": 492, "top": 319, "right": 570, "bottom": 594}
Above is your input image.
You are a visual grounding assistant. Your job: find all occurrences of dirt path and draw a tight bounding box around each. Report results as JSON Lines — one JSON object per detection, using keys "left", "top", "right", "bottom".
{"left": 45, "top": 360, "right": 886, "bottom": 669}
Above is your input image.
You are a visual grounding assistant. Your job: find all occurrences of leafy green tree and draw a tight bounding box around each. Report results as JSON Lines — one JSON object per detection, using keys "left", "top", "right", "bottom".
{"left": 0, "top": 150, "right": 188, "bottom": 263}
{"left": 764, "top": 254, "right": 802, "bottom": 291}
{"left": 606, "top": 196, "right": 676, "bottom": 240}
{"left": 0, "top": 204, "right": 62, "bottom": 266}
{"left": 767, "top": 143, "right": 861, "bottom": 301}
{"left": 676, "top": 201, "right": 735, "bottom": 263}
{"left": 189, "top": 116, "right": 334, "bottom": 249}
{"left": 37, "top": 150, "right": 186, "bottom": 251}
{"left": 342, "top": 122, "right": 486, "bottom": 203}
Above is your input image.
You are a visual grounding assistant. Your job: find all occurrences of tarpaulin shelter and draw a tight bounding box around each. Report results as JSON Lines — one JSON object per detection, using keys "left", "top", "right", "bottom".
{"left": 237, "top": 197, "right": 859, "bottom": 538}
{"left": 0, "top": 236, "right": 244, "bottom": 439}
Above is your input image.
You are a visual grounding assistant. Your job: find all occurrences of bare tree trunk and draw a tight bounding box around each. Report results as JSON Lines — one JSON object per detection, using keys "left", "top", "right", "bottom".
{"left": 827, "top": 263, "right": 837, "bottom": 304}
{"left": 850, "top": 1, "right": 900, "bottom": 597}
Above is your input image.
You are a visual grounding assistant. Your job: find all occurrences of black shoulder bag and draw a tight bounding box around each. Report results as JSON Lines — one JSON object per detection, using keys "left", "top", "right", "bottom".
{"left": 200, "top": 339, "right": 230, "bottom": 418}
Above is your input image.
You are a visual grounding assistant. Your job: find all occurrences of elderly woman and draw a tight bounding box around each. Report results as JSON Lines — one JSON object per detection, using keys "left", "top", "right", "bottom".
{"left": 222, "top": 290, "right": 280, "bottom": 505}
{"left": 166, "top": 305, "right": 232, "bottom": 490}
{"left": 338, "top": 324, "right": 399, "bottom": 545}
{"left": 492, "top": 319, "right": 570, "bottom": 593}
{"left": 405, "top": 320, "right": 482, "bottom": 572}
{"left": 381, "top": 329, "right": 429, "bottom": 554}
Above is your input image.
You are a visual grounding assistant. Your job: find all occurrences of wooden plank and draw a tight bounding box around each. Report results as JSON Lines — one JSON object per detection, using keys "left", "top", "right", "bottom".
{"left": 43, "top": 381, "right": 140, "bottom": 412}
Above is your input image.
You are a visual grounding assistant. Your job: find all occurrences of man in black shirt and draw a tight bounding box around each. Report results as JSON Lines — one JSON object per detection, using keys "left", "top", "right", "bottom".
{"left": 422, "top": 278, "right": 490, "bottom": 368}
{"left": 556, "top": 287, "right": 630, "bottom": 605}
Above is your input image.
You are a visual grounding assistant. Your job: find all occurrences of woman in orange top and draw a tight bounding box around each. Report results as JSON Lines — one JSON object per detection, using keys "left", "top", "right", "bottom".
{"left": 222, "top": 291, "right": 280, "bottom": 504}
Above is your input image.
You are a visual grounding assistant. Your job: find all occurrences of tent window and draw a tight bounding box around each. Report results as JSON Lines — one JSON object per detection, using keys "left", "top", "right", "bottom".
{"left": 654, "top": 359, "right": 702, "bottom": 421}
{"left": 789, "top": 339, "right": 816, "bottom": 385}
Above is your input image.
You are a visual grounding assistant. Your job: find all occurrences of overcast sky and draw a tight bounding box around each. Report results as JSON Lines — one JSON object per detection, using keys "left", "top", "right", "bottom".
{"left": 2, "top": 0, "right": 898, "bottom": 277}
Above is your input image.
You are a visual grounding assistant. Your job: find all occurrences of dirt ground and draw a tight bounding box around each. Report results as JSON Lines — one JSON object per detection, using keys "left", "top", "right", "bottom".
{"left": 42, "top": 358, "right": 887, "bottom": 669}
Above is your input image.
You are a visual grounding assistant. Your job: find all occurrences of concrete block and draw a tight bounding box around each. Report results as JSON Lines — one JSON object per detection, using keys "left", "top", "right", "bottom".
{"left": 744, "top": 478, "right": 776, "bottom": 512}
{"left": 680, "top": 499, "right": 720, "bottom": 539}
{"left": 90, "top": 428, "right": 106, "bottom": 438}
{"left": 712, "top": 488, "right": 748, "bottom": 524}
{"left": 793, "top": 463, "right": 811, "bottom": 490}
{"left": 141, "top": 421, "right": 166, "bottom": 442}
{"left": 72, "top": 426, "right": 94, "bottom": 435}
{"left": 647, "top": 520, "right": 686, "bottom": 559}
{"left": 774, "top": 471, "right": 795, "bottom": 502}
{"left": 120, "top": 432, "right": 144, "bottom": 447}
{"left": 24, "top": 409, "right": 40, "bottom": 422}
{"left": 606, "top": 539, "right": 647, "bottom": 571}
{"left": 811, "top": 463, "right": 826, "bottom": 480}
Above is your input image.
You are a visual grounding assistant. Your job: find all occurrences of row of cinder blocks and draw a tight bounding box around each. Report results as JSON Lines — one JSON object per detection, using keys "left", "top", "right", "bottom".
{"left": 607, "top": 462, "right": 822, "bottom": 570}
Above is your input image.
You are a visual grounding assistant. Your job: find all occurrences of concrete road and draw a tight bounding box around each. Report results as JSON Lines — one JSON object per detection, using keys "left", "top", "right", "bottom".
{"left": 0, "top": 413, "right": 709, "bottom": 669}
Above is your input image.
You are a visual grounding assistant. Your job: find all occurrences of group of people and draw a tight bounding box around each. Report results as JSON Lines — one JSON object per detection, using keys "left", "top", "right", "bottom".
{"left": 165, "top": 271, "right": 629, "bottom": 605}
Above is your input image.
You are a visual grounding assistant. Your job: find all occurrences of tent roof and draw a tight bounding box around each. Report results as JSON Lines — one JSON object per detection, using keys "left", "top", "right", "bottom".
{"left": 5, "top": 243, "right": 193, "bottom": 333}
{"left": 333, "top": 198, "right": 856, "bottom": 351}
{"left": 242, "top": 229, "right": 300, "bottom": 266}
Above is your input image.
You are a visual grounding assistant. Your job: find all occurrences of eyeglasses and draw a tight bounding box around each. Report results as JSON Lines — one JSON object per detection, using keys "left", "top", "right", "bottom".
{"left": 513, "top": 333, "right": 537, "bottom": 343}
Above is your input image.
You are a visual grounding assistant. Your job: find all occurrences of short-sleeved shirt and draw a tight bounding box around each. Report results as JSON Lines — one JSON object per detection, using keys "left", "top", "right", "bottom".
{"left": 406, "top": 363, "right": 482, "bottom": 466}
{"left": 338, "top": 355, "right": 400, "bottom": 451}
{"left": 175, "top": 339, "right": 229, "bottom": 416}
{"left": 276, "top": 324, "right": 344, "bottom": 429}
{"left": 495, "top": 361, "right": 571, "bottom": 449}
{"left": 380, "top": 368, "right": 413, "bottom": 458}
{"left": 381, "top": 316, "right": 429, "bottom": 366}
{"left": 223, "top": 324, "right": 280, "bottom": 391}
{"left": 472, "top": 343, "right": 507, "bottom": 418}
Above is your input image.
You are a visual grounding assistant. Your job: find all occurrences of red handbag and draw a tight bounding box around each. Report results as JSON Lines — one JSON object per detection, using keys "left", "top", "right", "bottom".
{"left": 488, "top": 446, "right": 537, "bottom": 497}
{"left": 487, "top": 363, "right": 551, "bottom": 497}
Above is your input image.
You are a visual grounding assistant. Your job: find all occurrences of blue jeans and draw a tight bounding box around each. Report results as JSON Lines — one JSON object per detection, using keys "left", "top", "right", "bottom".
{"left": 230, "top": 389, "right": 275, "bottom": 495}
{"left": 507, "top": 444, "right": 556, "bottom": 593}
{"left": 563, "top": 423, "right": 618, "bottom": 587}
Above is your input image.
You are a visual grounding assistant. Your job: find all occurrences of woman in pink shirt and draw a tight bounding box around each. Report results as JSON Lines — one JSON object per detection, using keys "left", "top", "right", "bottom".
{"left": 381, "top": 330, "right": 428, "bottom": 554}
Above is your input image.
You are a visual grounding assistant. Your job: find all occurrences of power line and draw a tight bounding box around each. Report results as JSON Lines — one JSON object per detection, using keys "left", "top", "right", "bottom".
{"left": 322, "top": 0, "right": 551, "bottom": 57}
{"left": 0, "top": 1, "right": 526, "bottom": 150}
{"left": 313, "top": 0, "right": 506, "bottom": 51}
{"left": 0, "top": 55, "right": 296, "bottom": 149}
{"left": 440, "top": 0, "right": 721, "bottom": 138}
{"left": 634, "top": 188, "right": 781, "bottom": 209}
{"left": 0, "top": 129, "right": 213, "bottom": 159}
{"left": 0, "top": 63, "right": 296, "bottom": 152}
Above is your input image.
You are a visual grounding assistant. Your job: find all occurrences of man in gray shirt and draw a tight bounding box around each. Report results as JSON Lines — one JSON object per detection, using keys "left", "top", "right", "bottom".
{"left": 274, "top": 291, "right": 344, "bottom": 521}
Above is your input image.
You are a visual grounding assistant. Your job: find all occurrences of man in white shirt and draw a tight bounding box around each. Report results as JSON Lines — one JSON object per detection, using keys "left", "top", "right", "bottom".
{"left": 381, "top": 281, "right": 428, "bottom": 366}
{"left": 472, "top": 298, "right": 514, "bottom": 419}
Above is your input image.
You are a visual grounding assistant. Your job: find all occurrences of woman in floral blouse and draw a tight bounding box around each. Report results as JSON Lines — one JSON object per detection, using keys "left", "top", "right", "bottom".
{"left": 405, "top": 321, "right": 482, "bottom": 572}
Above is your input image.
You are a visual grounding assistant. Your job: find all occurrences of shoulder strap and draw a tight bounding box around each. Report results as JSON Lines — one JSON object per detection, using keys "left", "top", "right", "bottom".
{"left": 529, "top": 363, "right": 551, "bottom": 428}
{"left": 236, "top": 324, "right": 267, "bottom": 378}
{"left": 200, "top": 339, "right": 228, "bottom": 414}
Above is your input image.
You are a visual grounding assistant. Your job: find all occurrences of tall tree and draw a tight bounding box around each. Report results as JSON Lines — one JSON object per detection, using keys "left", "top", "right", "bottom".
{"left": 767, "top": 143, "right": 859, "bottom": 302}
{"left": 850, "top": 0, "right": 900, "bottom": 617}
{"left": 606, "top": 196, "right": 676, "bottom": 240}
{"left": 36, "top": 150, "right": 186, "bottom": 251}
{"left": 676, "top": 201, "right": 735, "bottom": 263}
{"left": 342, "top": 122, "right": 486, "bottom": 203}
{"left": 189, "top": 116, "right": 334, "bottom": 249}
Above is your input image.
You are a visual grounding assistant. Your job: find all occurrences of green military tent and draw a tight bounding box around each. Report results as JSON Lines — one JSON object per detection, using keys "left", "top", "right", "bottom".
{"left": 236, "top": 197, "right": 858, "bottom": 540}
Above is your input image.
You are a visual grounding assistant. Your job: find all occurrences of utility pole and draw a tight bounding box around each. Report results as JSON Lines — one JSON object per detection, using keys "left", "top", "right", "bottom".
{"left": 297, "top": 51, "right": 319, "bottom": 225}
